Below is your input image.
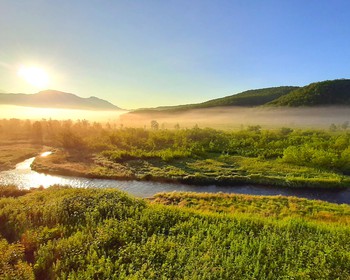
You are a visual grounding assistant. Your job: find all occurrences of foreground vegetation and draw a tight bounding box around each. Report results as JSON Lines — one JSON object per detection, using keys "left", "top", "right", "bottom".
{"left": 1, "top": 118, "right": 350, "bottom": 188}
{"left": 0, "top": 186, "right": 349, "bottom": 279}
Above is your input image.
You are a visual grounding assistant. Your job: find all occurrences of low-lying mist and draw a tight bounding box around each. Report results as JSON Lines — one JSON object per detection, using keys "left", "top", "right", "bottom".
{"left": 119, "top": 106, "right": 350, "bottom": 129}
{"left": 1, "top": 105, "right": 349, "bottom": 130}
{"left": 0, "top": 105, "right": 126, "bottom": 122}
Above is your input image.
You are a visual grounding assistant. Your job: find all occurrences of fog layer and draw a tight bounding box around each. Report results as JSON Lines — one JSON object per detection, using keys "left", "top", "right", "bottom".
{"left": 119, "top": 107, "right": 350, "bottom": 129}
{"left": 1, "top": 105, "right": 349, "bottom": 129}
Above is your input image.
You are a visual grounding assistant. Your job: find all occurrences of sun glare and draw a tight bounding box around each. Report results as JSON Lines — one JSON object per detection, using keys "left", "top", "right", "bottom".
{"left": 18, "top": 65, "right": 49, "bottom": 89}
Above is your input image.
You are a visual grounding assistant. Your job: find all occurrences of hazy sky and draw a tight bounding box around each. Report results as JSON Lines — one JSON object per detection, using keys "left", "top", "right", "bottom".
{"left": 1, "top": 0, "right": 350, "bottom": 109}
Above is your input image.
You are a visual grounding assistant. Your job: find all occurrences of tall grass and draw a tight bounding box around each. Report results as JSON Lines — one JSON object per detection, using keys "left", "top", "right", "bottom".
{"left": 0, "top": 186, "right": 349, "bottom": 279}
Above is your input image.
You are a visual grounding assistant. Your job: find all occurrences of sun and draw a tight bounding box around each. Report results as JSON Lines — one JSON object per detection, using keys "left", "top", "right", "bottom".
{"left": 18, "top": 65, "right": 49, "bottom": 89}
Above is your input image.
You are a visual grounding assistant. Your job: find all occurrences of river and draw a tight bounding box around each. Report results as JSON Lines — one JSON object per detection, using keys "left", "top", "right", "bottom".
{"left": 1, "top": 153, "right": 349, "bottom": 204}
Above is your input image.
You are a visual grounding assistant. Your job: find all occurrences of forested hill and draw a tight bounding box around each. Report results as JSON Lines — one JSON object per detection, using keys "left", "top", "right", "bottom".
{"left": 133, "top": 86, "right": 298, "bottom": 113}
{"left": 267, "top": 79, "right": 350, "bottom": 106}
{"left": 131, "top": 79, "right": 350, "bottom": 114}
{"left": 192, "top": 86, "right": 298, "bottom": 108}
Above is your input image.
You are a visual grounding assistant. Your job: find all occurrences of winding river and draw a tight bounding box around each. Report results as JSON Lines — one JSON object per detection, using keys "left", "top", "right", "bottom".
{"left": 1, "top": 153, "right": 350, "bottom": 204}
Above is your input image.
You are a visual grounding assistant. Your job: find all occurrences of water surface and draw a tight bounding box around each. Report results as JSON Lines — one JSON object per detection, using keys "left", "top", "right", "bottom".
{"left": 1, "top": 155, "right": 349, "bottom": 204}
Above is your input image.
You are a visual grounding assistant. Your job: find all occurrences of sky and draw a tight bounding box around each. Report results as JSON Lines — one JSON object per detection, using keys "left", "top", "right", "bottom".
{"left": 1, "top": 0, "right": 350, "bottom": 109}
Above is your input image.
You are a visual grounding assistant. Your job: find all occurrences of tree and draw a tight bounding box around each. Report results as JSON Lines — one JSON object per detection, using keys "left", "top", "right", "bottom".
{"left": 247, "top": 125, "right": 261, "bottom": 133}
{"left": 32, "top": 121, "right": 43, "bottom": 144}
{"left": 151, "top": 120, "right": 159, "bottom": 130}
{"left": 59, "top": 129, "right": 85, "bottom": 150}
{"left": 280, "top": 127, "right": 293, "bottom": 135}
{"left": 329, "top": 123, "right": 337, "bottom": 132}
{"left": 341, "top": 121, "right": 349, "bottom": 130}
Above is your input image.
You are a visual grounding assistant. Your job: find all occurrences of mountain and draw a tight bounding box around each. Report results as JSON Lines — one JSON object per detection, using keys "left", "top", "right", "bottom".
{"left": 0, "top": 90, "right": 121, "bottom": 110}
{"left": 132, "top": 86, "right": 298, "bottom": 114}
{"left": 267, "top": 79, "right": 350, "bottom": 106}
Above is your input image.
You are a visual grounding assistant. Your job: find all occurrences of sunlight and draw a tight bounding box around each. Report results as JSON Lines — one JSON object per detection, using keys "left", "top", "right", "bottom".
{"left": 18, "top": 65, "right": 49, "bottom": 89}
{"left": 41, "top": 151, "right": 52, "bottom": 157}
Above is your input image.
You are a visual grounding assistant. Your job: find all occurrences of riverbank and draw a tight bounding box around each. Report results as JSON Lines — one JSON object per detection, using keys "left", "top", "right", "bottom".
{"left": 0, "top": 142, "right": 42, "bottom": 171}
{"left": 31, "top": 149, "right": 350, "bottom": 188}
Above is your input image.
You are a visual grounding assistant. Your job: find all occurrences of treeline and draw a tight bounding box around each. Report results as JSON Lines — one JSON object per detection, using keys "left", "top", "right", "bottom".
{"left": 0, "top": 186, "right": 349, "bottom": 279}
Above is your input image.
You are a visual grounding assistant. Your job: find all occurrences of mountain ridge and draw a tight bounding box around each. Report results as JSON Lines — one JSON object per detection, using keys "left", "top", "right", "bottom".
{"left": 0, "top": 90, "right": 121, "bottom": 111}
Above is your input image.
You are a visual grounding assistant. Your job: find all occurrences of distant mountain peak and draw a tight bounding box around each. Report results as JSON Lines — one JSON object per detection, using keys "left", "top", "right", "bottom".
{"left": 0, "top": 90, "right": 121, "bottom": 111}
{"left": 88, "top": 96, "right": 104, "bottom": 100}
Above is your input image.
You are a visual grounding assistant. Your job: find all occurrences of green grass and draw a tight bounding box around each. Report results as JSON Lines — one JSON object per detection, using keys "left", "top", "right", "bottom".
{"left": 231, "top": 156, "right": 349, "bottom": 188}
{"left": 0, "top": 186, "right": 349, "bottom": 279}
{"left": 152, "top": 192, "right": 350, "bottom": 225}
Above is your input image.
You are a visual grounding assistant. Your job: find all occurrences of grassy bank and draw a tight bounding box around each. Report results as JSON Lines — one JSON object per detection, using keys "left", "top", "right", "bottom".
{"left": 0, "top": 186, "right": 349, "bottom": 279}
{"left": 0, "top": 142, "right": 42, "bottom": 171}
{"left": 32, "top": 149, "right": 350, "bottom": 188}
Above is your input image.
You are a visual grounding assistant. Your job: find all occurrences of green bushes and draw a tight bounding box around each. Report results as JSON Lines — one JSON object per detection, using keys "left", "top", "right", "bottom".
{"left": 88, "top": 127, "right": 350, "bottom": 187}
{"left": 0, "top": 238, "right": 34, "bottom": 280}
{"left": 0, "top": 187, "right": 350, "bottom": 279}
{"left": 102, "top": 148, "right": 192, "bottom": 162}
{"left": 281, "top": 144, "right": 345, "bottom": 172}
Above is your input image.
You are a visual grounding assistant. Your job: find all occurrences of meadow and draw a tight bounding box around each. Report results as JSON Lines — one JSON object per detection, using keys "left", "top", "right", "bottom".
{"left": 0, "top": 186, "right": 349, "bottom": 279}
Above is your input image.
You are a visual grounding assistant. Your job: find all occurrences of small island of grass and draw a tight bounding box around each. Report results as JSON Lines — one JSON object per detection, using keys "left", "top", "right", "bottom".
{"left": 21, "top": 119, "right": 350, "bottom": 189}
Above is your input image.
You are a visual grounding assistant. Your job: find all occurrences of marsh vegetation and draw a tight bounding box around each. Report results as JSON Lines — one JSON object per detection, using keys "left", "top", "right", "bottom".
{"left": 0, "top": 186, "right": 349, "bottom": 279}
{"left": 1, "top": 118, "right": 350, "bottom": 188}
{"left": 1, "top": 118, "right": 346, "bottom": 188}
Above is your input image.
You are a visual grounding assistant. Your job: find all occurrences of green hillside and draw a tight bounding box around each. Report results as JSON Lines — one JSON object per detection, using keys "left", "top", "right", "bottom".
{"left": 131, "top": 79, "right": 350, "bottom": 113}
{"left": 0, "top": 186, "right": 349, "bottom": 279}
{"left": 132, "top": 86, "right": 298, "bottom": 113}
{"left": 196, "top": 86, "right": 298, "bottom": 108}
{"left": 268, "top": 79, "right": 350, "bottom": 106}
